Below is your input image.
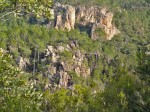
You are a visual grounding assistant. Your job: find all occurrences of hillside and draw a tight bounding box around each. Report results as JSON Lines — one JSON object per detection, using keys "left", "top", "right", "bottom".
{"left": 0, "top": 0, "right": 150, "bottom": 111}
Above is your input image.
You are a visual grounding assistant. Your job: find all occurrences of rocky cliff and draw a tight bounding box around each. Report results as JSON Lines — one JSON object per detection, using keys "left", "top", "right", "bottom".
{"left": 28, "top": 41, "right": 91, "bottom": 88}
{"left": 16, "top": 3, "right": 120, "bottom": 88}
{"left": 54, "top": 3, "right": 75, "bottom": 31}
{"left": 15, "top": 42, "right": 88, "bottom": 88}
{"left": 53, "top": 3, "right": 120, "bottom": 40}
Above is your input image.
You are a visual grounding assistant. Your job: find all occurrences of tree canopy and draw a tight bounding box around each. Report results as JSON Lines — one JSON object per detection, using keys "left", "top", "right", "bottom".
{"left": 0, "top": 0, "right": 52, "bottom": 21}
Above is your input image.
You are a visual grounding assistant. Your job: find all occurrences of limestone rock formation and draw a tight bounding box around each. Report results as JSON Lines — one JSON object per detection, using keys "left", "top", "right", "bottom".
{"left": 53, "top": 3, "right": 120, "bottom": 40}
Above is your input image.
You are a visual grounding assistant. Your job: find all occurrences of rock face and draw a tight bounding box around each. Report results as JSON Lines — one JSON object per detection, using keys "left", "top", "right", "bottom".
{"left": 54, "top": 3, "right": 75, "bottom": 31}
{"left": 53, "top": 3, "right": 120, "bottom": 40}
{"left": 43, "top": 42, "right": 90, "bottom": 88}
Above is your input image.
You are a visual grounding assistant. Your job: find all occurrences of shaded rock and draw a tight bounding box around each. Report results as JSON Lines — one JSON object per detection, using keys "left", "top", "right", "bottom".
{"left": 69, "top": 40, "right": 77, "bottom": 49}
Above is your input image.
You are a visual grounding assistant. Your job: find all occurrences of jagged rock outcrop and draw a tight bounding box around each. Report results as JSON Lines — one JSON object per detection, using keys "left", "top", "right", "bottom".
{"left": 54, "top": 3, "right": 75, "bottom": 31}
{"left": 53, "top": 3, "right": 120, "bottom": 40}
{"left": 44, "top": 42, "right": 90, "bottom": 88}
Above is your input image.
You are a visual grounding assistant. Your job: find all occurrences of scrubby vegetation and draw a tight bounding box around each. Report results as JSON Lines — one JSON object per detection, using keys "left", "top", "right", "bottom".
{"left": 0, "top": 0, "right": 150, "bottom": 111}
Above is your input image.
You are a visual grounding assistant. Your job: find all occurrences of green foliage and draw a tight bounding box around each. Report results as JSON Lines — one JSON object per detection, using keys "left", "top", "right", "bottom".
{"left": 0, "top": 0, "right": 52, "bottom": 21}
{"left": 60, "top": 50, "right": 72, "bottom": 61}
{"left": 0, "top": 49, "right": 43, "bottom": 111}
{"left": 137, "top": 47, "right": 150, "bottom": 74}
{"left": 94, "top": 28, "right": 106, "bottom": 40}
{"left": 69, "top": 71, "right": 85, "bottom": 85}
{"left": 0, "top": 0, "right": 150, "bottom": 111}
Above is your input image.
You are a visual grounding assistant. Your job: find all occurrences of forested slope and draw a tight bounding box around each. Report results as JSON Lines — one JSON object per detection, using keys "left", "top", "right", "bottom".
{"left": 0, "top": 0, "right": 150, "bottom": 111}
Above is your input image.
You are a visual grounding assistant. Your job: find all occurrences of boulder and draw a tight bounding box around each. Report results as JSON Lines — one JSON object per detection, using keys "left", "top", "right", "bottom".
{"left": 16, "top": 57, "right": 29, "bottom": 70}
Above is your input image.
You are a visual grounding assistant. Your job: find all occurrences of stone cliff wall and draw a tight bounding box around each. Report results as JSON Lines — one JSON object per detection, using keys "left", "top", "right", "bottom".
{"left": 53, "top": 3, "right": 120, "bottom": 40}
{"left": 54, "top": 3, "right": 75, "bottom": 31}
{"left": 43, "top": 41, "right": 90, "bottom": 88}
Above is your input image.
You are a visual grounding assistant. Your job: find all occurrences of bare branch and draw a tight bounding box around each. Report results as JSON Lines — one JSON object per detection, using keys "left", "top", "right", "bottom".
{"left": 0, "top": 11, "right": 15, "bottom": 20}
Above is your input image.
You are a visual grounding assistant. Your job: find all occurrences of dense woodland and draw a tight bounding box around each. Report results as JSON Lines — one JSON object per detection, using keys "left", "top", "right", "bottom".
{"left": 0, "top": 0, "right": 150, "bottom": 111}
